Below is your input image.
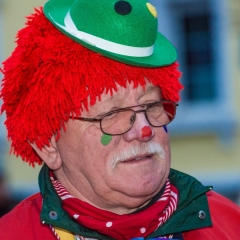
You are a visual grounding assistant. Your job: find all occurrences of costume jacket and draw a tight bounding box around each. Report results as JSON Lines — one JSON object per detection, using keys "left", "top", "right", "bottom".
{"left": 0, "top": 165, "right": 239, "bottom": 239}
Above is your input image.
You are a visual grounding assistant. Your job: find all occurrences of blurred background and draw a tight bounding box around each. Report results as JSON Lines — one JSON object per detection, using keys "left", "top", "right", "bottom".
{"left": 0, "top": 0, "right": 240, "bottom": 216}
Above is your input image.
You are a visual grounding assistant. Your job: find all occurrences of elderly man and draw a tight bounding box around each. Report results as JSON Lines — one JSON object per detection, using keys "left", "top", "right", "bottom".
{"left": 0, "top": 0, "right": 240, "bottom": 239}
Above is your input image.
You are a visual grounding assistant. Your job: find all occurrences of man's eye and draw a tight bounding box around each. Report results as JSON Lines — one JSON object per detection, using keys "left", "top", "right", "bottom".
{"left": 105, "top": 112, "right": 118, "bottom": 119}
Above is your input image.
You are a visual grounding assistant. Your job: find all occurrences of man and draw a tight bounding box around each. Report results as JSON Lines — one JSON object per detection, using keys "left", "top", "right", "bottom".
{"left": 0, "top": 0, "right": 239, "bottom": 239}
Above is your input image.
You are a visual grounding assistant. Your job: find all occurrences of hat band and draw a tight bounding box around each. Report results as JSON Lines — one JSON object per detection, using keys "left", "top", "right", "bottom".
{"left": 50, "top": 12, "right": 154, "bottom": 57}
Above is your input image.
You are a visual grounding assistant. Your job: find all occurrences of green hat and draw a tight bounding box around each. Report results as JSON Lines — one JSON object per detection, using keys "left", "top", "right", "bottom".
{"left": 43, "top": 0, "right": 177, "bottom": 67}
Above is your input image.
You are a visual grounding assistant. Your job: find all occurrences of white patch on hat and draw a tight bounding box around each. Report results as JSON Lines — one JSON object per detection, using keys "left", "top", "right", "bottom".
{"left": 49, "top": 11, "right": 154, "bottom": 57}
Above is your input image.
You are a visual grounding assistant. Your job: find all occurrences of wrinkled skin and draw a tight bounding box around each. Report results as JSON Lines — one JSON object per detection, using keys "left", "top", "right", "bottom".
{"left": 35, "top": 81, "right": 171, "bottom": 214}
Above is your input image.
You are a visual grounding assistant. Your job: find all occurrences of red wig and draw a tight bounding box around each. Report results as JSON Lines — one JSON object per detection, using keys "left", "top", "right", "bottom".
{"left": 0, "top": 8, "right": 183, "bottom": 166}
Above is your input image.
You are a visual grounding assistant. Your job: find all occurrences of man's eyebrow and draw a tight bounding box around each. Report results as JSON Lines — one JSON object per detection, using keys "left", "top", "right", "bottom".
{"left": 145, "top": 85, "right": 160, "bottom": 94}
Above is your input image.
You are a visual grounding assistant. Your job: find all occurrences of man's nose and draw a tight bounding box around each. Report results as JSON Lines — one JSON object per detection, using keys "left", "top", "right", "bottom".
{"left": 123, "top": 112, "right": 155, "bottom": 142}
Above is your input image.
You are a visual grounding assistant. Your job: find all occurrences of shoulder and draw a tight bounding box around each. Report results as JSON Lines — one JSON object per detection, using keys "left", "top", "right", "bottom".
{"left": 0, "top": 193, "right": 42, "bottom": 222}
{"left": 0, "top": 193, "right": 55, "bottom": 240}
{"left": 207, "top": 190, "right": 240, "bottom": 209}
{"left": 183, "top": 191, "right": 240, "bottom": 239}
{"left": 207, "top": 190, "right": 240, "bottom": 225}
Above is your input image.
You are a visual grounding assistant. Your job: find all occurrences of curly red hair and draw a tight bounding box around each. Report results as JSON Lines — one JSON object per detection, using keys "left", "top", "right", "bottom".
{"left": 0, "top": 8, "right": 183, "bottom": 166}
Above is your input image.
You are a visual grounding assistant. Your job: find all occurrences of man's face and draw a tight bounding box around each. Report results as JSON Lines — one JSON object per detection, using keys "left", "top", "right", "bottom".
{"left": 55, "top": 81, "right": 171, "bottom": 214}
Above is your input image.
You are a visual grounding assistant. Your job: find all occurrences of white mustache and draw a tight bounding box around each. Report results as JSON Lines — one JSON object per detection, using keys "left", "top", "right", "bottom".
{"left": 111, "top": 142, "right": 165, "bottom": 169}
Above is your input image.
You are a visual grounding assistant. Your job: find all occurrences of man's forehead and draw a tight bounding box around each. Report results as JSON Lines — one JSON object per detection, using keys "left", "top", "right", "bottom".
{"left": 102, "top": 83, "right": 160, "bottom": 103}
{"left": 86, "top": 83, "right": 160, "bottom": 114}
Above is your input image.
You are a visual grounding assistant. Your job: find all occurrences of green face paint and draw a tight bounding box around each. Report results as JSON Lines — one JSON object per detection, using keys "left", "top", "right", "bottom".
{"left": 101, "top": 134, "right": 112, "bottom": 146}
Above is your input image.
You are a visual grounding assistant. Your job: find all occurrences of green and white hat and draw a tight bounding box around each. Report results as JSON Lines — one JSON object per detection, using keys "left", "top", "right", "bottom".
{"left": 43, "top": 0, "right": 177, "bottom": 67}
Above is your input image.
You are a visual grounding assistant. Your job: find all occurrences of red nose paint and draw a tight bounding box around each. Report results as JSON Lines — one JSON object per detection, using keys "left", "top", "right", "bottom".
{"left": 141, "top": 126, "right": 152, "bottom": 138}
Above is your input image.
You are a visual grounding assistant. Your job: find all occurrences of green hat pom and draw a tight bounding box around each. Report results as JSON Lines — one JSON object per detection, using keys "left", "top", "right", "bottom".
{"left": 43, "top": 0, "right": 177, "bottom": 67}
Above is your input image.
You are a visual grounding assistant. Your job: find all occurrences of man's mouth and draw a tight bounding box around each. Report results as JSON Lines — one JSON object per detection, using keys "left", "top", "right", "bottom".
{"left": 122, "top": 153, "right": 154, "bottom": 163}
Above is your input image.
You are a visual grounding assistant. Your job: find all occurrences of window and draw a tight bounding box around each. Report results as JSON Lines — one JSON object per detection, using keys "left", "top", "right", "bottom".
{"left": 151, "top": 0, "right": 237, "bottom": 141}
{"left": 183, "top": 13, "right": 216, "bottom": 101}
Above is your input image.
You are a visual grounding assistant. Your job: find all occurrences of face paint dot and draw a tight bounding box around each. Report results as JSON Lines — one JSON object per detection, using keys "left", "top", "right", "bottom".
{"left": 163, "top": 125, "right": 168, "bottom": 133}
{"left": 141, "top": 126, "right": 152, "bottom": 138}
{"left": 101, "top": 134, "right": 112, "bottom": 146}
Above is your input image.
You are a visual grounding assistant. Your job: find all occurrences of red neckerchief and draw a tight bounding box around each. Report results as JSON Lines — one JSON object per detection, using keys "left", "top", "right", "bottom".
{"left": 50, "top": 172, "right": 178, "bottom": 240}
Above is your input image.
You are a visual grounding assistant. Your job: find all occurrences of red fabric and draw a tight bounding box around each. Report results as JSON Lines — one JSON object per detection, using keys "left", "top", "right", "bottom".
{"left": 0, "top": 193, "right": 56, "bottom": 240}
{"left": 51, "top": 173, "right": 178, "bottom": 240}
{"left": 183, "top": 191, "right": 240, "bottom": 239}
{"left": 0, "top": 191, "right": 239, "bottom": 239}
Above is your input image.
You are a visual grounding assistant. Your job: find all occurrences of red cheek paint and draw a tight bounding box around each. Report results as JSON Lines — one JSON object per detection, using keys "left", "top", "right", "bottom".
{"left": 141, "top": 126, "right": 152, "bottom": 138}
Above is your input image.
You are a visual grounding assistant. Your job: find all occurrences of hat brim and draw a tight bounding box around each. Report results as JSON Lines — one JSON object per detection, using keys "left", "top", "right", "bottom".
{"left": 43, "top": 0, "right": 177, "bottom": 68}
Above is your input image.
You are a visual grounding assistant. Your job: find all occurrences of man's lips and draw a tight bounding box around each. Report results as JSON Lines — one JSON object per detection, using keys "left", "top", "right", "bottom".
{"left": 121, "top": 153, "right": 154, "bottom": 163}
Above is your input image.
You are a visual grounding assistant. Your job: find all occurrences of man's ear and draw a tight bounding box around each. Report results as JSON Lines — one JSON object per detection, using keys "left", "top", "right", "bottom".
{"left": 30, "top": 136, "right": 62, "bottom": 170}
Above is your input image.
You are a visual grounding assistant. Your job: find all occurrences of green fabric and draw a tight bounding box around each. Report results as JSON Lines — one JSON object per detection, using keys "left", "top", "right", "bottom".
{"left": 148, "top": 169, "right": 212, "bottom": 238}
{"left": 39, "top": 165, "right": 112, "bottom": 240}
{"left": 39, "top": 165, "right": 212, "bottom": 239}
{"left": 43, "top": 0, "right": 177, "bottom": 67}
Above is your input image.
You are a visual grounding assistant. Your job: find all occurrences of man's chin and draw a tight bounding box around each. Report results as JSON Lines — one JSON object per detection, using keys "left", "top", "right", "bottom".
{"left": 114, "top": 176, "right": 166, "bottom": 199}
